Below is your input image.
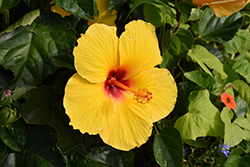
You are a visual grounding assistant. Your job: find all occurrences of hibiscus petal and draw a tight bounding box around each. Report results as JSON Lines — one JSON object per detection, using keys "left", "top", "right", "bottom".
{"left": 119, "top": 20, "right": 162, "bottom": 79}
{"left": 209, "top": 0, "right": 249, "bottom": 17}
{"left": 96, "top": 0, "right": 110, "bottom": 14}
{"left": 73, "top": 24, "right": 119, "bottom": 83}
{"left": 132, "top": 68, "right": 177, "bottom": 122}
{"left": 64, "top": 73, "right": 114, "bottom": 134}
{"left": 99, "top": 92, "right": 153, "bottom": 151}
{"left": 96, "top": 10, "right": 117, "bottom": 26}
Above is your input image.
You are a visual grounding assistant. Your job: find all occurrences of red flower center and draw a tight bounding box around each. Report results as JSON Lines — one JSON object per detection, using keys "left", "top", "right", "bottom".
{"left": 104, "top": 66, "right": 152, "bottom": 104}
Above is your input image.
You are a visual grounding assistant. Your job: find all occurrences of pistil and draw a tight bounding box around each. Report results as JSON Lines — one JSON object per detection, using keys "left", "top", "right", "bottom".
{"left": 109, "top": 78, "right": 153, "bottom": 104}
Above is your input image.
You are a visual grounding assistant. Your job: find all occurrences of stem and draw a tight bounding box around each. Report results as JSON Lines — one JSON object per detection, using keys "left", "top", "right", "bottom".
{"left": 153, "top": 124, "right": 160, "bottom": 135}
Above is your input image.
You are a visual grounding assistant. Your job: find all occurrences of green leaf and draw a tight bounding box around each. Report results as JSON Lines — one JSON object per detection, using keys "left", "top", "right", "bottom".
{"left": 199, "top": 8, "right": 242, "bottom": 42}
{"left": 143, "top": 3, "right": 173, "bottom": 28}
{"left": 51, "top": 53, "right": 74, "bottom": 70}
{"left": 221, "top": 107, "right": 250, "bottom": 147}
{"left": 233, "top": 80, "right": 250, "bottom": 111}
{"left": 188, "top": 8, "right": 202, "bottom": 21}
{"left": 223, "top": 29, "right": 250, "bottom": 54}
{"left": 11, "top": 86, "right": 35, "bottom": 100}
{"left": 66, "top": 143, "right": 134, "bottom": 167}
{"left": 21, "top": 86, "right": 83, "bottom": 153}
{"left": 55, "top": 0, "right": 94, "bottom": 20}
{"left": 0, "top": 9, "right": 40, "bottom": 36}
{"left": 174, "top": 90, "right": 224, "bottom": 140}
{"left": 177, "top": 2, "right": 192, "bottom": 23}
{"left": 188, "top": 45, "right": 228, "bottom": 79}
{"left": 234, "top": 96, "right": 248, "bottom": 117}
{"left": 153, "top": 127, "right": 183, "bottom": 167}
{"left": 225, "top": 147, "right": 244, "bottom": 167}
{"left": 0, "top": 12, "right": 75, "bottom": 89}
{"left": 161, "top": 28, "right": 194, "bottom": 69}
{"left": 0, "top": 0, "right": 19, "bottom": 13}
{"left": 19, "top": 125, "right": 66, "bottom": 167}
{"left": 109, "top": 0, "right": 125, "bottom": 10}
{"left": 0, "top": 120, "right": 28, "bottom": 152}
{"left": 184, "top": 70, "right": 216, "bottom": 89}
{"left": 238, "top": 155, "right": 250, "bottom": 167}
{"left": 232, "top": 59, "right": 250, "bottom": 84}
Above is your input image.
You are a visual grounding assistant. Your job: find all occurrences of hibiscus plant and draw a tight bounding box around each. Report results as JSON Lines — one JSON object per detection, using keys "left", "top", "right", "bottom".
{"left": 0, "top": 0, "right": 250, "bottom": 166}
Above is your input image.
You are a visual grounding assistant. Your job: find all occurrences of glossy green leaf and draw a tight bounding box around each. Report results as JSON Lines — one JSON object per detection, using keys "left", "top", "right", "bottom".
{"left": 0, "top": 9, "right": 40, "bottom": 36}
{"left": 11, "top": 86, "right": 35, "bottom": 100}
{"left": 188, "top": 45, "right": 228, "bottom": 79}
{"left": 232, "top": 59, "right": 250, "bottom": 84}
{"left": 21, "top": 86, "right": 83, "bottom": 153}
{"left": 153, "top": 127, "right": 183, "bottom": 167}
{"left": 52, "top": 53, "right": 74, "bottom": 70}
{"left": 221, "top": 107, "right": 250, "bottom": 147}
{"left": 174, "top": 90, "right": 224, "bottom": 140}
{"left": 199, "top": 8, "right": 242, "bottom": 42}
{"left": 0, "top": 12, "right": 75, "bottom": 89}
{"left": 55, "top": 0, "right": 94, "bottom": 20}
{"left": 0, "top": 120, "right": 27, "bottom": 152}
{"left": 0, "top": 0, "right": 19, "bottom": 13}
{"left": 233, "top": 80, "right": 250, "bottom": 111}
{"left": 184, "top": 71, "right": 216, "bottom": 89}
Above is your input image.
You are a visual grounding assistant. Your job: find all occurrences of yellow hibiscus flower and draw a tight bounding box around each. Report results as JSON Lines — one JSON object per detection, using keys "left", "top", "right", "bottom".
{"left": 192, "top": 0, "right": 250, "bottom": 17}
{"left": 64, "top": 20, "right": 177, "bottom": 151}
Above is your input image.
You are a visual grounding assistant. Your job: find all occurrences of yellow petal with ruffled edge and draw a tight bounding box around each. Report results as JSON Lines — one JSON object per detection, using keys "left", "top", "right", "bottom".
{"left": 99, "top": 92, "right": 153, "bottom": 151}
{"left": 73, "top": 24, "right": 119, "bottom": 83}
{"left": 64, "top": 73, "right": 114, "bottom": 134}
{"left": 132, "top": 68, "right": 177, "bottom": 122}
{"left": 209, "top": 0, "right": 249, "bottom": 17}
{"left": 96, "top": 10, "right": 117, "bottom": 26}
{"left": 50, "top": 0, "right": 71, "bottom": 18}
{"left": 119, "top": 20, "right": 162, "bottom": 80}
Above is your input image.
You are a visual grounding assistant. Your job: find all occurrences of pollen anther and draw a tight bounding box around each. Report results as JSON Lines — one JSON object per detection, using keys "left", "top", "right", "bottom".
{"left": 133, "top": 88, "right": 153, "bottom": 104}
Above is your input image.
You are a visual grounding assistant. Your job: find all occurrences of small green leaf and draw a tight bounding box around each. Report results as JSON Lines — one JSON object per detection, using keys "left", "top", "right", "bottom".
{"left": 0, "top": 9, "right": 40, "bottom": 36}
{"left": 184, "top": 70, "right": 216, "bottom": 89}
{"left": 188, "top": 45, "right": 228, "bottom": 79}
{"left": 233, "top": 80, "right": 250, "bottom": 111}
{"left": 199, "top": 8, "right": 242, "bottom": 42}
{"left": 221, "top": 107, "right": 250, "bottom": 147}
{"left": 153, "top": 127, "right": 183, "bottom": 167}
{"left": 0, "top": 120, "right": 28, "bottom": 152}
{"left": 234, "top": 96, "right": 248, "bottom": 117}
{"left": 232, "top": 59, "right": 250, "bottom": 84}
{"left": 174, "top": 90, "right": 224, "bottom": 140}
